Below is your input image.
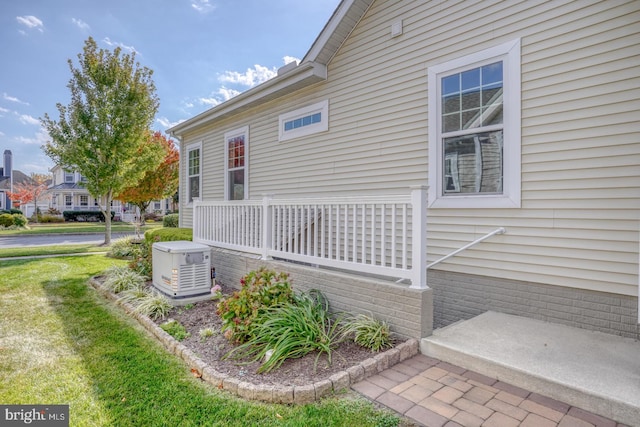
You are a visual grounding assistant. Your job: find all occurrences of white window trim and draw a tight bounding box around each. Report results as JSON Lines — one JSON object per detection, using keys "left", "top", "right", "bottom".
{"left": 224, "top": 126, "right": 249, "bottom": 201}
{"left": 185, "top": 141, "right": 202, "bottom": 206}
{"left": 278, "top": 100, "right": 329, "bottom": 142}
{"left": 428, "top": 39, "right": 521, "bottom": 208}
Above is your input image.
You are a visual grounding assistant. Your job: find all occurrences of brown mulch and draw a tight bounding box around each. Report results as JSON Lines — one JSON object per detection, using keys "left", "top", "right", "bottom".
{"left": 151, "top": 282, "right": 397, "bottom": 387}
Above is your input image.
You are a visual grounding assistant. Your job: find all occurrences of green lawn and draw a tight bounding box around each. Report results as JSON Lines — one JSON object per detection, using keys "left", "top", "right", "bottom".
{"left": 0, "top": 244, "right": 109, "bottom": 258}
{"left": 0, "top": 255, "right": 403, "bottom": 427}
{"left": 0, "top": 222, "right": 162, "bottom": 236}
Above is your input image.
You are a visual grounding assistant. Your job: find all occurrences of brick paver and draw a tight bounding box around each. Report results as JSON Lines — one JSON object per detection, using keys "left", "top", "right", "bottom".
{"left": 351, "top": 354, "right": 623, "bottom": 427}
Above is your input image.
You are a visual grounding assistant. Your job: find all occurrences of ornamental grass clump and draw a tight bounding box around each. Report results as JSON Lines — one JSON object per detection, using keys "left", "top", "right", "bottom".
{"left": 216, "top": 267, "right": 294, "bottom": 343}
{"left": 134, "top": 290, "right": 173, "bottom": 320}
{"left": 342, "top": 312, "right": 394, "bottom": 352}
{"left": 225, "top": 289, "right": 345, "bottom": 373}
{"left": 102, "top": 265, "right": 147, "bottom": 294}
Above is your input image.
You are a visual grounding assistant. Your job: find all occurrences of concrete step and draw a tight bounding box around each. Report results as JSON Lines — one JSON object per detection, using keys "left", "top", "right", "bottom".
{"left": 420, "top": 311, "right": 640, "bottom": 426}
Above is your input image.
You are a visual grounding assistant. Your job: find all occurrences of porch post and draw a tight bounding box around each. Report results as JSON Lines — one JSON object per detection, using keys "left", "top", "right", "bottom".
{"left": 410, "top": 185, "right": 428, "bottom": 289}
{"left": 261, "top": 194, "right": 273, "bottom": 260}
{"left": 192, "top": 198, "right": 201, "bottom": 242}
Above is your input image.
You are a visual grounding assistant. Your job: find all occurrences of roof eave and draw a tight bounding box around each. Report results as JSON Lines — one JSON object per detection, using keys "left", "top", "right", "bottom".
{"left": 168, "top": 61, "right": 327, "bottom": 137}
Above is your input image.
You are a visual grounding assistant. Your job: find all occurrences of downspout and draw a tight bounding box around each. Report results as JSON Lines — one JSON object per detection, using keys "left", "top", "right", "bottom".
{"left": 427, "top": 227, "right": 506, "bottom": 269}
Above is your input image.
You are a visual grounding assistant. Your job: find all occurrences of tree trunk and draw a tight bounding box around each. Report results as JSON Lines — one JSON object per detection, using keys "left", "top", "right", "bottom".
{"left": 102, "top": 190, "right": 112, "bottom": 245}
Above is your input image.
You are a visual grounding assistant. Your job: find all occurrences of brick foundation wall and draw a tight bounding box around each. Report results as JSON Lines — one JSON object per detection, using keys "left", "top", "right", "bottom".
{"left": 428, "top": 270, "right": 639, "bottom": 339}
{"left": 210, "top": 247, "right": 433, "bottom": 340}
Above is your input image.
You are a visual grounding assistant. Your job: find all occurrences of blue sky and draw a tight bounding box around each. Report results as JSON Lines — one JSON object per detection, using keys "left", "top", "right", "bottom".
{"left": 0, "top": 0, "right": 339, "bottom": 176}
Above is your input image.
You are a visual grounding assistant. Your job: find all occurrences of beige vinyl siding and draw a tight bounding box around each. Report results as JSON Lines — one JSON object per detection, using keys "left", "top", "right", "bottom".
{"left": 181, "top": 0, "right": 639, "bottom": 297}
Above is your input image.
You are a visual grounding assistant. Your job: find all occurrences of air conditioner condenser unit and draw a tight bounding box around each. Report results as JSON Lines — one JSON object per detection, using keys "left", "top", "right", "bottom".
{"left": 152, "top": 241, "right": 212, "bottom": 304}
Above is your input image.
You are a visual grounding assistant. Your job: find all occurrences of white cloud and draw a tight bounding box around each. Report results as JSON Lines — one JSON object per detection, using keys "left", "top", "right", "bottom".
{"left": 218, "top": 64, "right": 277, "bottom": 87}
{"left": 0, "top": 107, "right": 9, "bottom": 115}
{"left": 103, "top": 37, "right": 139, "bottom": 55}
{"left": 198, "top": 86, "right": 241, "bottom": 107}
{"left": 3, "top": 93, "right": 29, "bottom": 105}
{"left": 0, "top": 131, "right": 5, "bottom": 137}
{"left": 72, "top": 18, "right": 90, "bottom": 31}
{"left": 191, "top": 0, "right": 215, "bottom": 14}
{"left": 156, "top": 117, "right": 185, "bottom": 129}
{"left": 19, "top": 114, "right": 40, "bottom": 125}
{"left": 283, "top": 56, "right": 300, "bottom": 65}
{"left": 16, "top": 15, "right": 44, "bottom": 32}
{"left": 17, "top": 129, "right": 49, "bottom": 146}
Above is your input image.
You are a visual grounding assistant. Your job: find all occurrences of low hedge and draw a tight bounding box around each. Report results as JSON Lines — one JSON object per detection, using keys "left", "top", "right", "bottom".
{"left": 144, "top": 227, "right": 193, "bottom": 243}
{"left": 63, "top": 210, "right": 115, "bottom": 222}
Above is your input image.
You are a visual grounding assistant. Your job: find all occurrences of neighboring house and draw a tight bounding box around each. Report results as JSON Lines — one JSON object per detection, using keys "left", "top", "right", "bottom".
{"left": 0, "top": 149, "right": 33, "bottom": 211}
{"left": 48, "top": 164, "right": 172, "bottom": 221}
{"left": 168, "top": 0, "right": 639, "bottom": 340}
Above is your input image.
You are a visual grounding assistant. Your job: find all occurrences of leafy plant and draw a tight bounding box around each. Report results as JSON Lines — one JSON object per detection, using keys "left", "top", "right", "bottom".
{"left": 128, "top": 239, "right": 153, "bottom": 277}
{"left": 198, "top": 327, "right": 216, "bottom": 342}
{"left": 225, "top": 289, "right": 345, "bottom": 373}
{"left": 216, "top": 267, "right": 294, "bottom": 343}
{"left": 134, "top": 290, "right": 173, "bottom": 320}
{"left": 0, "top": 214, "right": 14, "bottom": 227}
{"left": 163, "top": 214, "right": 179, "bottom": 228}
{"left": 108, "top": 236, "right": 138, "bottom": 258}
{"left": 342, "top": 313, "right": 394, "bottom": 352}
{"left": 102, "top": 265, "right": 147, "bottom": 293}
{"left": 160, "top": 319, "right": 190, "bottom": 341}
{"left": 118, "top": 283, "right": 149, "bottom": 305}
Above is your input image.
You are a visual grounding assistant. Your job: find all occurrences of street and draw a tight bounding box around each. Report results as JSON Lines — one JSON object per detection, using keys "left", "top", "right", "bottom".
{"left": 0, "top": 233, "right": 136, "bottom": 248}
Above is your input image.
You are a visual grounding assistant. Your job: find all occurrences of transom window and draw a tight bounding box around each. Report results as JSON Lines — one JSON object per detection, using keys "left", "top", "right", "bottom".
{"left": 428, "top": 39, "right": 521, "bottom": 208}
{"left": 224, "top": 126, "right": 248, "bottom": 201}
{"left": 186, "top": 142, "right": 202, "bottom": 204}
{"left": 278, "top": 100, "right": 328, "bottom": 141}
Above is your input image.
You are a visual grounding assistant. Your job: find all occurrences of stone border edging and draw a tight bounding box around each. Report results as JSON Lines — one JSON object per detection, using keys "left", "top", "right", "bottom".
{"left": 89, "top": 278, "right": 419, "bottom": 404}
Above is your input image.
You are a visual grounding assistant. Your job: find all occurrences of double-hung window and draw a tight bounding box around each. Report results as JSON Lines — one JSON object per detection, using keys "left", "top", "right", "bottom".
{"left": 224, "top": 126, "right": 248, "bottom": 201}
{"left": 64, "top": 171, "right": 75, "bottom": 183}
{"left": 428, "top": 39, "right": 521, "bottom": 208}
{"left": 186, "top": 142, "right": 202, "bottom": 204}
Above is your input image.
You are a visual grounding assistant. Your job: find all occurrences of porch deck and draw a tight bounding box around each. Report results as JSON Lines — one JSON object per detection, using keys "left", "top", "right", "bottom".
{"left": 421, "top": 311, "right": 640, "bottom": 425}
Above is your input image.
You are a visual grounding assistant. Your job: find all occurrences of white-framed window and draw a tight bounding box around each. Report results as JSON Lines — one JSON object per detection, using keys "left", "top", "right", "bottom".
{"left": 224, "top": 126, "right": 248, "bottom": 201}
{"left": 186, "top": 142, "right": 202, "bottom": 204}
{"left": 278, "top": 100, "right": 328, "bottom": 142}
{"left": 64, "top": 171, "right": 75, "bottom": 183}
{"left": 428, "top": 39, "right": 521, "bottom": 208}
{"left": 80, "top": 195, "right": 88, "bottom": 207}
{"left": 65, "top": 195, "right": 72, "bottom": 207}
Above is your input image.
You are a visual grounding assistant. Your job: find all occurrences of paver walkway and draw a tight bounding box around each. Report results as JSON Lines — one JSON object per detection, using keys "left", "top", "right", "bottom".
{"left": 352, "top": 354, "right": 628, "bottom": 427}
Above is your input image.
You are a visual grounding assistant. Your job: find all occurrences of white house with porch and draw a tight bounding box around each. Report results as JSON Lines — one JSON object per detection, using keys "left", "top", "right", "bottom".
{"left": 48, "top": 164, "right": 172, "bottom": 222}
{"left": 168, "top": 1, "right": 639, "bottom": 421}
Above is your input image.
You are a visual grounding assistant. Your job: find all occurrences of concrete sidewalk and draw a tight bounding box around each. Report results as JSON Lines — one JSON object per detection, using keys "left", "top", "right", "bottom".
{"left": 352, "top": 311, "right": 638, "bottom": 426}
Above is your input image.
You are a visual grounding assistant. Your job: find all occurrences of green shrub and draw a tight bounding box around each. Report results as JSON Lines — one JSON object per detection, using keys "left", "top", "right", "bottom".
{"left": 109, "top": 236, "right": 140, "bottom": 258}
{"left": 160, "top": 319, "right": 190, "bottom": 341}
{"left": 0, "top": 213, "right": 15, "bottom": 227}
{"left": 216, "top": 267, "right": 294, "bottom": 343}
{"left": 128, "top": 240, "right": 152, "bottom": 277}
{"left": 342, "top": 313, "right": 394, "bottom": 352}
{"left": 38, "top": 215, "right": 65, "bottom": 223}
{"left": 144, "top": 227, "right": 192, "bottom": 243}
{"left": 12, "top": 214, "right": 27, "bottom": 227}
{"left": 225, "top": 289, "right": 344, "bottom": 373}
{"left": 135, "top": 291, "right": 173, "bottom": 320}
{"left": 102, "top": 265, "right": 147, "bottom": 294}
{"left": 162, "top": 214, "right": 179, "bottom": 228}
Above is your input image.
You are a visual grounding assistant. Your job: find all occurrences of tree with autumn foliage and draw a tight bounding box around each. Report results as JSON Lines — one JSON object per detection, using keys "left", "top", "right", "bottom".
{"left": 115, "top": 131, "right": 179, "bottom": 223}
{"left": 42, "top": 37, "right": 160, "bottom": 245}
{"left": 7, "top": 173, "right": 51, "bottom": 223}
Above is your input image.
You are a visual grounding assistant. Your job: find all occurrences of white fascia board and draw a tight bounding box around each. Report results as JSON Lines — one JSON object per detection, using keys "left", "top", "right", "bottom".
{"left": 168, "top": 62, "right": 327, "bottom": 138}
{"left": 302, "top": 0, "right": 355, "bottom": 64}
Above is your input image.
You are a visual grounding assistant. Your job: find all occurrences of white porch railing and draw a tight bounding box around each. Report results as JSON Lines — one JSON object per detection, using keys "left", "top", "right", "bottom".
{"left": 193, "top": 186, "right": 428, "bottom": 288}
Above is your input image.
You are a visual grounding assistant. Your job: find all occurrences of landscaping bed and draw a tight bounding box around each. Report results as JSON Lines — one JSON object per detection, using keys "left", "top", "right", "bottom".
{"left": 92, "top": 274, "right": 419, "bottom": 404}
